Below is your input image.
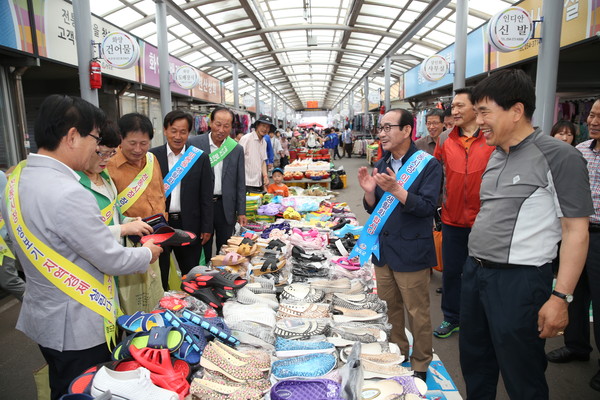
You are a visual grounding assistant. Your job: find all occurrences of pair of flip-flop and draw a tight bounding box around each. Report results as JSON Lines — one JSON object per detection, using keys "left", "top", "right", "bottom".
{"left": 251, "top": 255, "right": 286, "bottom": 276}
{"left": 66, "top": 356, "right": 191, "bottom": 398}
{"left": 112, "top": 325, "right": 199, "bottom": 365}
{"left": 140, "top": 225, "right": 196, "bottom": 247}
{"left": 332, "top": 256, "right": 361, "bottom": 271}
{"left": 210, "top": 252, "right": 246, "bottom": 267}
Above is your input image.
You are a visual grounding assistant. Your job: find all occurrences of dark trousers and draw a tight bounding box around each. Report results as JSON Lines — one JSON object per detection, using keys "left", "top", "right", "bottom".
{"left": 39, "top": 342, "right": 111, "bottom": 400}
{"left": 158, "top": 216, "right": 202, "bottom": 290}
{"left": 334, "top": 145, "right": 342, "bottom": 159}
{"left": 460, "top": 257, "right": 553, "bottom": 400}
{"left": 563, "top": 230, "right": 600, "bottom": 356}
{"left": 440, "top": 223, "right": 471, "bottom": 324}
{"left": 202, "top": 198, "right": 236, "bottom": 261}
{"left": 280, "top": 156, "right": 289, "bottom": 169}
{"left": 344, "top": 143, "right": 353, "bottom": 157}
{"left": 246, "top": 185, "right": 263, "bottom": 194}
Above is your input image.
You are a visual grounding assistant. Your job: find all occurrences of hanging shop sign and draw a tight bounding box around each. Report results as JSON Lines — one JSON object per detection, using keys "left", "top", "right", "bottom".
{"left": 487, "top": 7, "right": 533, "bottom": 53}
{"left": 276, "top": 110, "right": 285, "bottom": 119}
{"left": 420, "top": 55, "right": 450, "bottom": 82}
{"left": 307, "top": 101, "right": 319, "bottom": 109}
{"left": 368, "top": 91, "right": 380, "bottom": 104}
{"left": 243, "top": 94, "right": 254, "bottom": 107}
{"left": 174, "top": 65, "right": 199, "bottom": 89}
{"left": 101, "top": 31, "right": 140, "bottom": 69}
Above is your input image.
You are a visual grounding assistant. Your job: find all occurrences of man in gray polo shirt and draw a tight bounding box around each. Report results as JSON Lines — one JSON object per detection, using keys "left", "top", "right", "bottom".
{"left": 460, "top": 69, "right": 593, "bottom": 399}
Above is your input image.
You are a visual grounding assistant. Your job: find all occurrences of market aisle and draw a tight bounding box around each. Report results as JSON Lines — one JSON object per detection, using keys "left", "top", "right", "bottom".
{"left": 335, "top": 153, "right": 600, "bottom": 400}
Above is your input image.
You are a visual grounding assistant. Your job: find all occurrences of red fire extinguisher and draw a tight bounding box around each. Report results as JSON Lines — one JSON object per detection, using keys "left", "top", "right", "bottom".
{"left": 90, "top": 60, "right": 102, "bottom": 89}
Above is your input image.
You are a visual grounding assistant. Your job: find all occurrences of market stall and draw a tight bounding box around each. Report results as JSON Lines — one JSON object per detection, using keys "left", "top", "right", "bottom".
{"left": 61, "top": 192, "right": 462, "bottom": 400}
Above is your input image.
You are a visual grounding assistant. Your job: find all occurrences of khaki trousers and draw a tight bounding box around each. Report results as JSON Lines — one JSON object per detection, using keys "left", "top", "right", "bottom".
{"left": 375, "top": 265, "right": 433, "bottom": 372}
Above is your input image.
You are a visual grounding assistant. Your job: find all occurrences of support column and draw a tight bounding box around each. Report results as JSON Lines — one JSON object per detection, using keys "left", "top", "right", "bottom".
{"left": 255, "top": 80, "right": 260, "bottom": 115}
{"left": 232, "top": 62, "right": 239, "bottom": 109}
{"left": 364, "top": 77, "right": 369, "bottom": 121}
{"left": 349, "top": 90, "right": 355, "bottom": 120}
{"left": 453, "top": 0, "right": 468, "bottom": 92}
{"left": 533, "top": 1, "right": 563, "bottom": 135}
{"left": 384, "top": 56, "right": 391, "bottom": 111}
{"left": 271, "top": 93, "right": 275, "bottom": 118}
{"left": 155, "top": 0, "right": 172, "bottom": 117}
{"left": 72, "top": 0, "right": 98, "bottom": 105}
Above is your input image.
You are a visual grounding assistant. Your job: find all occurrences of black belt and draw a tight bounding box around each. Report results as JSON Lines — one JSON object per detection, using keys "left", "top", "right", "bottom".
{"left": 472, "top": 257, "right": 534, "bottom": 269}
{"left": 168, "top": 212, "right": 181, "bottom": 221}
{"left": 590, "top": 223, "right": 600, "bottom": 233}
{"left": 213, "top": 195, "right": 222, "bottom": 202}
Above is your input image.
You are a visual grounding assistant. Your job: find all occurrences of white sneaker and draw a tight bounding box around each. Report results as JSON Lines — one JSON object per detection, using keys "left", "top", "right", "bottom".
{"left": 91, "top": 366, "right": 178, "bottom": 400}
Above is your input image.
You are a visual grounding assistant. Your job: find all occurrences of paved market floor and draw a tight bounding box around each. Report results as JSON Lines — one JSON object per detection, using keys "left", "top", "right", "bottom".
{"left": 0, "top": 153, "right": 598, "bottom": 399}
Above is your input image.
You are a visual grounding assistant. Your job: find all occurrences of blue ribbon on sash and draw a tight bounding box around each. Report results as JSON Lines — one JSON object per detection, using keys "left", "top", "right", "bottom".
{"left": 349, "top": 150, "right": 433, "bottom": 265}
{"left": 163, "top": 146, "right": 204, "bottom": 198}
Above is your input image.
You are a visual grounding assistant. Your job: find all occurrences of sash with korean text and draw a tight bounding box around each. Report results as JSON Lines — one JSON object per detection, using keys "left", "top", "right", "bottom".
{"left": 349, "top": 150, "right": 433, "bottom": 265}
{"left": 116, "top": 153, "right": 154, "bottom": 214}
{"left": 209, "top": 136, "right": 237, "bottom": 167}
{"left": 6, "top": 161, "right": 118, "bottom": 348}
{"left": 163, "top": 146, "right": 204, "bottom": 198}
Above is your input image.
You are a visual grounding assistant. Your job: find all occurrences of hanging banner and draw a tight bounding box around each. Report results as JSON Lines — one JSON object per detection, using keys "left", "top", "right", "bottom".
{"left": 0, "top": 0, "right": 35, "bottom": 53}
{"left": 488, "top": 0, "right": 596, "bottom": 69}
{"left": 35, "top": 0, "right": 138, "bottom": 81}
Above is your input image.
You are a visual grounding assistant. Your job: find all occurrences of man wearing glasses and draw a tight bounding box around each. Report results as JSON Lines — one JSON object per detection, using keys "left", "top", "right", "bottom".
{"left": 1, "top": 95, "right": 162, "bottom": 399}
{"left": 415, "top": 109, "right": 445, "bottom": 156}
{"left": 358, "top": 109, "right": 442, "bottom": 382}
{"left": 432, "top": 88, "right": 495, "bottom": 339}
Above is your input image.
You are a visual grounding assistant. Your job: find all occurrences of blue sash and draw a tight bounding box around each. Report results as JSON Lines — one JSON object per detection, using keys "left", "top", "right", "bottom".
{"left": 163, "top": 146, "right": 204, "bottom": 198}
{"left": 349, "top": 150, "right": 433, "bottom": 265}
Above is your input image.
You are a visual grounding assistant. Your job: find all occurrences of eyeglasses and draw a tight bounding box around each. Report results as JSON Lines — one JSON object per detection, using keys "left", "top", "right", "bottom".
{"left": 377, "top": 125, "right": 401, "bottom": 132}
{"left": 426, "top": 121, "right": 442, "bottom": 126}
{"left": 96, "top": 149, "right": 117, "bottom": 159}
{"left": 88, "top": 132, "right": 102, "bottom": 144}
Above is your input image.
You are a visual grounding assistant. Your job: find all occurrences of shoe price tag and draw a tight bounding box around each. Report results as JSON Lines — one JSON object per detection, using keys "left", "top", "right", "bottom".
{"left": 335, "top": 239, "right": 349, "bottom": 257}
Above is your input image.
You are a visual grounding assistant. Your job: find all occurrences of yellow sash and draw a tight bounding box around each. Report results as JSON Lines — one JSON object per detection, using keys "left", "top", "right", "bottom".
{"left": 6, "top": 161, "right": 118, "bottom": 348}
{"left": 0, "top": 216, "right": 15, "bottom": 264}
{"left": 100, "top": 197, "right": 117, "bottom": 226}
{"left": 116, "top": 153, "right": 154, "bottom": 214}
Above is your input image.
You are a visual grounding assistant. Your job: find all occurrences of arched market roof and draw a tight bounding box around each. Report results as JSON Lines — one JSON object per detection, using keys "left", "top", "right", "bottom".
{"left": 91, "top": 0, "right": 515, "bottom": 110}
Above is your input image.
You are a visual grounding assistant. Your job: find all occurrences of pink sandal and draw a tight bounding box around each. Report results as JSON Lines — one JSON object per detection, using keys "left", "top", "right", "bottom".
{"left": 333, "top": 256, "right": 361, "bottom": 270}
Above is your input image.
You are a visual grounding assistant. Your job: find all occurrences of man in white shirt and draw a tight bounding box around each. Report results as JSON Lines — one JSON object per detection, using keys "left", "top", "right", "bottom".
{"left": 188, "top": 107, "right": 246, "bottom": 259}
{"left": 239, "top": 115, "right": 273, "bottom": 193}
{"left": 150, "top": 110, "right": 213, "bottom": 288}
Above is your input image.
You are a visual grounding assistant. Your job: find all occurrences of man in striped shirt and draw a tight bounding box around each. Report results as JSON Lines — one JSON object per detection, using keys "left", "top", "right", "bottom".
{"left": 547, "top": 97, "right": 600, "bottom": 392}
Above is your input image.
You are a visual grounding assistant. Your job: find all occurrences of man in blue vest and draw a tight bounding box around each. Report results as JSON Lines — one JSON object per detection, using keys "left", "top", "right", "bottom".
{"left": 150, "top": 110, "right": 213, "bottom": 289}
{"left": 358, "top": 108, "right": 442, "bottom": 382}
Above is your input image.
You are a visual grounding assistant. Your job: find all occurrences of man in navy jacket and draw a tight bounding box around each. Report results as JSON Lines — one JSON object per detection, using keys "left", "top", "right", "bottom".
{"left": 358, "top": 108, "right": 442, "bottom": 382}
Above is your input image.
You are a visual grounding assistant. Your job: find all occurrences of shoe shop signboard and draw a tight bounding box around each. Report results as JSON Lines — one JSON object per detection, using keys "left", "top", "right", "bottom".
{"left": 487, "top": 6, "right": 533, "bottom": 52}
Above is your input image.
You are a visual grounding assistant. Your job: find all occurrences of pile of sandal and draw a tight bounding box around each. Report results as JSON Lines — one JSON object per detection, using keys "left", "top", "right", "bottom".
{"left": 64, "top": 196, "right": 437, "bottom": 400}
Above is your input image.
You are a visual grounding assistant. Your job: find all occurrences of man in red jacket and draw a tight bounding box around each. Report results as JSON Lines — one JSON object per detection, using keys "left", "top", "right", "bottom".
{"left": 433, "top": 88, "right": 495, "bottom": 338}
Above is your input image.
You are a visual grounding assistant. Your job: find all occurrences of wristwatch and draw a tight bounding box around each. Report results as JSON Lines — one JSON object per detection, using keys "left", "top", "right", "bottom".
{"left": 552, "top": 290, "right": 574, "bottom": 303}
